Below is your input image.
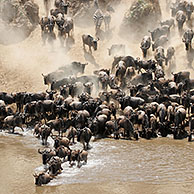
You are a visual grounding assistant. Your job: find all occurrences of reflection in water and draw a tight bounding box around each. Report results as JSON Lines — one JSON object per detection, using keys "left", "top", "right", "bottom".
{"left": 1, "top": 131, "right": 194, "bottom": 194}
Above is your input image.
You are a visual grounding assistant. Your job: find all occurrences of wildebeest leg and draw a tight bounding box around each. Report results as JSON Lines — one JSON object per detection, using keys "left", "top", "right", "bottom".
{"left": 86, "top": 142, "right": 90, "bottom": 150}
{"left": 188, "top": 133, "right": 192, "bottom": 142}
{"left": 42, "top": 136, "right": 45, "bottom": 145}
{"left": 20, "top": 126, "right": 24, "bottom": 132}
{"left": 114, "top": 130, "right": 120, "bottom": 139}
{"left": 83, "top": 142, "right": 86, "bottom": 150}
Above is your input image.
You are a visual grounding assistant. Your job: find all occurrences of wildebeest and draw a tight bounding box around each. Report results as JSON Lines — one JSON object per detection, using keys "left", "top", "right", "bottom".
{"left": 160, "top": 18, "right": 175, "bottom": 28}
{"left": 152, "top": 35, "right": 168, "bottom": 51}
{"left": 130, "top": 71, "right": 153, "bottom": 85}
{"left": 38, "top": 148, "right": 56, "bottom": 165}
{"left": 185, "top": 1, "right": 194, "bottom": 20}
{"left": 111, "top": 56, "right": 137, "bottom": 71}
{"left": 182, "top": 29, "right": 194, "bottom": 51}
{"left": 50, "top": 8, "right": 64, "bottom": 18}
{"left": 4, "top": 113, "right": 24, "bottom": 133}
{"left": 42, "top": 61, "right": 87, "bottom": 87}
{"left": 83, "top": 82, "right": 93, "bottom": 95}
{"left": 118, "top": 116, "right": 134, "bottom": 139}
{"left": 47, "top": 118, "right": 64, "bottom": 136}
{"left": 165, "top": 46, "right": 175, "bottom": 66}
{"left": 55, "top": 0, "right": 69, "bottom": 14}
{"left": 39, "top": 124, "right": 52, "bottom": 145}
{"left": 77, "top": 150, "right": 88, "bottom": 167}
{"left": 176, "top": 10, "right": 186, "bottom": 34}
{"left": 140, "top": 36, "right": 151, "bottom": 58}
{"left": 135, "top": 59, "right": 157, "bottom": 72}
{"left": 33, "top": 172, "right": 52, "bottom": 186}
{"left": 48, "top": 156, "right": 63, "bottom": 176}
{"left": 149, "top": 25, "right": 169, "bottom": 41}
{"left": 59, "top": 61, "right": 88, "bottom": 75}
{"left": 63, "top": 17, "right": 74, "bottom": 38}
{"left": 39, "top": 16, "right": 56, "bottom": 45}
{"left": 53, "top": 136, "right": 70, "bottom": 149}
{"left": 82, "top": 34, "right": 99, "bottom": 53}
{"left": 115, "top": 61, "right": 126, "bottom": 81}
{"left": 154, "top": 46, "right": 166, "bottom": 66}
{"left": 172, "top": 71, "right": 190, "bottom": 84}
{"left": 170, "top": 0, "right": 186, "bottom": 17}
{"left": 36, "top": 100, "right": 56, "bottom": 117}
{"left": 118, "top": 96, "right": 145, "bottom": 110}
{"left": 77, "top": 127, "right": 92, "bottom": 150}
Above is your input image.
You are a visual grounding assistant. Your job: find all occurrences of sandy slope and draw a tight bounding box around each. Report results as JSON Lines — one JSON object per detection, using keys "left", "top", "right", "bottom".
{"left": 0, "top": 0, "right": 193, "bottom": 93}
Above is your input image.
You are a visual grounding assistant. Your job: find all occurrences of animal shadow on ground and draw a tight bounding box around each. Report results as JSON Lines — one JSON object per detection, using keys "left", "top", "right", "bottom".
{"left": 186, "top": 48, "right": 194, "bottom": 69}
{"left": 96, "top": 29, "right": 106, "bottom": 41}
{"left": 96, "top": 28, "right": 113, "bottom": 41}
{"left": 66, "top": 36, "right": 75, "bottom": 51}
{"left": 83, "top": 50, "right": 99, "bottom": 68}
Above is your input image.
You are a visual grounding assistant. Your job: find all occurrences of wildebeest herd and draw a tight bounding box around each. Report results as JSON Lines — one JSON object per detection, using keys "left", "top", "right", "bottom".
{"left": 1, "top": 0, "right": 194, "bottom": 186}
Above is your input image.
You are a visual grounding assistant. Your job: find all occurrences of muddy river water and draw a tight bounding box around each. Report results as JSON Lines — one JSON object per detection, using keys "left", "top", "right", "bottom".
{"left": 1, "top": 130, "right": 194, "bottom": 194}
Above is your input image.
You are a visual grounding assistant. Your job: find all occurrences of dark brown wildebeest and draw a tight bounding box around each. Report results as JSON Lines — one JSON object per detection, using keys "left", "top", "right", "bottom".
{"left": 33, "top": 172, "right": 52, "bottom": 186}
{"left": 82, "top": 34, "right": 99, "bottom": 53}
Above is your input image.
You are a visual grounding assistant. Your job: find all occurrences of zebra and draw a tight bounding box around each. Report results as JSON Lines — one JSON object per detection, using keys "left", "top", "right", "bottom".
{"left": 93, "top": 8, "right": 104, "bottom": 31}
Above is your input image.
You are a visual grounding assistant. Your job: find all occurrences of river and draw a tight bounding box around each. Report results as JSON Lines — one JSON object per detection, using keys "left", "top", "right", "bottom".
{"left": 1, "top": 130, "right": 194, "bottom": 194}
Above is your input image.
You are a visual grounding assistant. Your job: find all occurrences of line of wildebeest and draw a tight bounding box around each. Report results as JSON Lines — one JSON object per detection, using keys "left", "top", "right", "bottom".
{"left": 1, "top": 0, "right": 194, "bottom": 186}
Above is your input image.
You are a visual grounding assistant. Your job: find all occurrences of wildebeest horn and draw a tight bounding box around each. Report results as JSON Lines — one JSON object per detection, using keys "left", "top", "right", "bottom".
{"left": 38, "top": 148, "right": 46, "bottom": 154}
{"left": 33, "top": 173, "right": 38, "bottom": 177}
{"left": 41, "top": 73, "right": 45, "bottom": 77}
{"left": 46, "top": 89, "right": 51, "bottom": 94}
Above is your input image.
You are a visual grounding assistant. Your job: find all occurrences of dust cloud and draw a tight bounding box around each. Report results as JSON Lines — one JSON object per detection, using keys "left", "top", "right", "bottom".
{"left": 0, "top": 0, "right": 193, "bottom": 93}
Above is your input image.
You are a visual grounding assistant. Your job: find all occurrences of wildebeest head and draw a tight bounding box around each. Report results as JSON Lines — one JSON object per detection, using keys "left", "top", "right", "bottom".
{"left": 92, "top": 38, "right": 99, "bottom": 51}
{"left": 38, "top": 148, "right": 52, "bottom": 165}
{"left": 46, "top": 89, "right": 56, "bottom": 100}
{"left": 33, "top": 172, "right": 51, "bottom": 186}
{"left": 33, "top": 173, "right": 42, "bottom": 186}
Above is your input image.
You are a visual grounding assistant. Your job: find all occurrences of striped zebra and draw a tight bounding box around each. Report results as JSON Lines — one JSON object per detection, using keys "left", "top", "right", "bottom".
{"left": 93, "top": 9, "right": 104, "bottom": 31}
